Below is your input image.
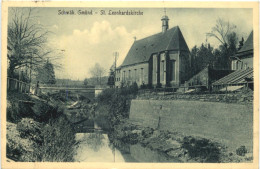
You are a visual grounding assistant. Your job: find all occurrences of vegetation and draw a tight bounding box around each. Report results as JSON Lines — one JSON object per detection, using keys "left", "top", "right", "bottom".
{"left": 89, "top": 63, "right": 106, "bottom": 86}
{"left": 35, "top": 60, "right": 56, "bottom": 84}
{"left": 95, "top": 83, "right": 138, "bottom": 131}
{"left": 6, "top": 92, "right": 75, "bottom": 162}
{"left": 189, "top": 18, "right": 243, "bottom": 78}
{"left": 7, "top": 8, "right": 60, "bottom": 83}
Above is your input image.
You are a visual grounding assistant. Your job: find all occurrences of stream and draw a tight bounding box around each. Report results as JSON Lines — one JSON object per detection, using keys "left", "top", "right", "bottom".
{"left": 65, "top": 97, "right": 177, "bottom": 162}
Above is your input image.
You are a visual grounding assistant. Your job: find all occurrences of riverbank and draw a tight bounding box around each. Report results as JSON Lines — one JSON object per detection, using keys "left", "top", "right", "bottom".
{"left": 95, "top": 87, "right": 253, "bottom": 163}
{"left": 108, "top": 120, "right": 253, "bottom": 163}
{"left": 6, "top": 91, "right": 76, "bottom": 161}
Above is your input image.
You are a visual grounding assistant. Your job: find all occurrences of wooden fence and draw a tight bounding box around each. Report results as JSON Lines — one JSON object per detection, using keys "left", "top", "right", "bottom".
{"left": 7, "top": 77, "right": 32, "bottom": 93}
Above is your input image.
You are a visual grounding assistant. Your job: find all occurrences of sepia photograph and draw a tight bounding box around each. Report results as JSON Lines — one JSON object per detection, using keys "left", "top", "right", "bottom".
{"left": 1, "top": 1, "right": 259, "bottom": 169}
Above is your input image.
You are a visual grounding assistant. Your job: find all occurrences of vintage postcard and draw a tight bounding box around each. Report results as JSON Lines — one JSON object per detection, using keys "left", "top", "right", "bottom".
{"left": 1, "top": 1, "right": 259, "bottom": 169}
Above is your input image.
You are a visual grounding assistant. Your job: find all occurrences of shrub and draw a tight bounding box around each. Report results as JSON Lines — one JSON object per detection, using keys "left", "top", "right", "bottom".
{"left": 32, "top": 101, "right": 63, "bottom": 122}
{"left": 181, "top": 136, "right": 221, "bottom": 162}
{"left": 97, "top": 88, "right": 115, "bottom": 104}
{"left": 156, "top": 83, "right": 162, "bottom": 88}
{"left": 236, "top": 146, "right": 247, "bottom": 156}
{"left": 17, "top": 118, "right": 42, "bottom": 143}
{"left": 36, "top": 115, "right": 75, "bottom": 162}
{"left": 96, "top": 86, "right": 137, "bottom": 131}
{"left": 6, "top": 122, "right": 34, "bottom": 161}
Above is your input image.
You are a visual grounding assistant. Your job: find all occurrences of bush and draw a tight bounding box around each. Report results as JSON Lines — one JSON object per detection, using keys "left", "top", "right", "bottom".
{"left": 97, "top": 88, "right": 115, "bottom": 104}
{"left": 32, "top": 101, "right": 63, "bottom": 122}
{"left": 36, "top": 115, "right": 76, "bottom": 162}
{"left": 181, "top": 136, "right": 221, "bottom": 162}
{"left": 6, "top": 122, "right": 35, "bottom": 161}
{"left": 236, "top": 146, "right": 247, "bottom": 156}
{"left": 17, "top": 118, "right": 42, "bottom": 143}
{"left": 96, "top": 86, "right": 137, "bottom": 131}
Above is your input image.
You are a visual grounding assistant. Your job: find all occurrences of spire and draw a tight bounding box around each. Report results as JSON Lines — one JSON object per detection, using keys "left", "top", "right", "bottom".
{"left": 161, "top": 8, "right": 169, "bottom": 33}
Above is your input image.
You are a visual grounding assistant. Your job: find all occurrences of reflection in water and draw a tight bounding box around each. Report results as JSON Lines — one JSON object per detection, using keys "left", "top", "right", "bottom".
{"left": 86, "top": 133, "right": 105, "bottom": 152}
{"left": 74, "top": 132, "right": 125, "bottom": 162}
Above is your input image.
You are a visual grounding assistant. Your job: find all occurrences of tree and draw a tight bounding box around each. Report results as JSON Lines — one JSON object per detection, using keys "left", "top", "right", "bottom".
{"left": 107, "top": 68, "right": 115, "bottom": 87}
{"left": 89, "top": 63, "right": 106, "bottom": 86}
{"left": 36, "top": 60, "right": 56, "bottom": 84}
{"left": 238, "top": 37, "right": 244, "bottom": 51}
{"left": 206, "top": 18, "right": 236, "bottom": 48}
{"left": 190, "top": 43, "right": 215, "bottom": 76}
{"left": 83, "top": 78, "right": 88, "bottom": 86}
{"left": 7, "top": 8, "right": 51, "bottom": 79}
{"left": 207, "top": 18, "right": 239, "bottom": 69}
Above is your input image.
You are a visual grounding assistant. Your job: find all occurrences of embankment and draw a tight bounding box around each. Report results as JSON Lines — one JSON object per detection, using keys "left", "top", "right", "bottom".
{"left": 129, "top": 99, "right": 253, "bottom": 152}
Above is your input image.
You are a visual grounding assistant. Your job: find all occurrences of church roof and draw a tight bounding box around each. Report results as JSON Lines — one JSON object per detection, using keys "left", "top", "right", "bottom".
{"left": 236, "top": 31, "right": 253, "bottom": 56}
{"left": 121, "top": 26, "right": 190, "bottom": 67}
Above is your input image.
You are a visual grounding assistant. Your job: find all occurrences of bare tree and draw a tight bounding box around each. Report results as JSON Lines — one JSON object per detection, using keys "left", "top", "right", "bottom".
{"left": 207, "top": 18, "right": 237, "bottom": 49}
{"left": 7, "top": 8, "right": 53, "bottom": 80}
{"left": 89, "top": 63, "right": 106, "bottom": 86}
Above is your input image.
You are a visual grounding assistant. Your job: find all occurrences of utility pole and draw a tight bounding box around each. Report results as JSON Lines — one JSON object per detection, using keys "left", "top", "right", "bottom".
{"left": 113, "top": 52, "right": 119, "bottom": 88}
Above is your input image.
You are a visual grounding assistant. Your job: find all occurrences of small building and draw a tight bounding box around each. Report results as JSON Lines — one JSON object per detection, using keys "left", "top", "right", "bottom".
{"left": 213, "top": 31, "right": 254, "bottom": 91}
{"left": 231, "top": 31, "right": 253, "bottom": 70}
{"left": 185, "top": 65, "right": 233, "bottom": 90}
{"left": 115, "top": 15, "right": 191, "bottom": 88}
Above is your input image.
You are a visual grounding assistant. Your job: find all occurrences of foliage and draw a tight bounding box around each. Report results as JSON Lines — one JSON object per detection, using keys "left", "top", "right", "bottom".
{"left": 6, "top": 122, "right": 35, "bottom": 161}
{"left": 205, "top": 18, "right": 239, "bottom": 70}
{"left": 7, "top": 91, "right": 35, "bottom": 123}
{"left": 17, "top": 118, "right": 42, "bottom": 143}
{"left": 7, "top": 8, "right": 51, "bottom": 77}
{"left": 89, "top": 63, "right": 106, "bottom": 86}
{"left": 207, "top": 18, "right": 236, "bottom": 47}
{"left": 107, "top": 69, "right": 115, "bottom": 86}
{"left": 37, "top": 115, "right": 75, "bottom": 162}
{"left": 36, "top": 60, "right": 56, "bottom": 84}
{"left": 83, "top": 78, "right": 88, "bottom": 86}
{"left": 236, "top": 146, "right": 247, "bottom": 156}
{"left": 181, "top": 136, "right": 221, "bottom": 162}
{"left": 190, "top": 43, "right": 215, "bottom": 76}
{"left": 6, "top": 91, "right": 76, "bottom": 162}
{"left": 96, "top": 84, "right": 138, "bottom": 130}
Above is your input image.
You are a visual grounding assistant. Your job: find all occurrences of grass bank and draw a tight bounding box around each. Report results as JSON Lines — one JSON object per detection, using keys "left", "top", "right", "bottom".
{"left": 6, "top": 91, "right": 76, "bottom": 162}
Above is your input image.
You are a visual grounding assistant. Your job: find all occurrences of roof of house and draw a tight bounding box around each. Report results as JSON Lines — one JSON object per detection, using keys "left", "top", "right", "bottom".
{"left": 236, "top": 31, "right": 253, "bottom": 55}
{"left": 212, "top": 68, "right": 253, "bottom": 86}
{"left": 120, "top": 26, "right": 190, "bottom": 67}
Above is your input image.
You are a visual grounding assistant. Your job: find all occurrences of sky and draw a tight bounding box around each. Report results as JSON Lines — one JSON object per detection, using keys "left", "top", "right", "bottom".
{"left": 9, "top": 7, "right": 253, "bottom": 80}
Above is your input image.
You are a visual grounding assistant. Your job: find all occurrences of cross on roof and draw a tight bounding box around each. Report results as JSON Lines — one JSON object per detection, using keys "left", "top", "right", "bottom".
{"left": 164, "top": 7, "right": 167, "bottom": 16}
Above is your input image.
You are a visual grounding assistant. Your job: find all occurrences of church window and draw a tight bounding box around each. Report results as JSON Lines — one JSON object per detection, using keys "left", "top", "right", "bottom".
{"left": 170, "top": 60, "right": 176, "bottom": 81}
{"left": 162, "top": 60, "right": 165, "bottom": 81}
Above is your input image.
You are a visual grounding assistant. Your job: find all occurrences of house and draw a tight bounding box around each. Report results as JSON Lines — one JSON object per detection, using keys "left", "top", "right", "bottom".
{"left": 115, "top": 15, "right": 191, "bottom": 88}
{"left": 231, "top": 31, "right": 253, "bottom": 70}
{"left": 212, "top": 31, "right": 254, "bottom": 91}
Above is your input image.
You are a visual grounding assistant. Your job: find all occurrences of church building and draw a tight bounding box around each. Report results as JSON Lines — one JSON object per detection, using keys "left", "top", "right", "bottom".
{"left": 115, "top": 14, "right": 191, "bottom": 88}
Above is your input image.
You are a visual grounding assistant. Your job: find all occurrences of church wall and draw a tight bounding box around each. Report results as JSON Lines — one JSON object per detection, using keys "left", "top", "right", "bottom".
{"left": 120, "top": 62, "right": 149, "bottom": 87}
{"left": 169, "top": 51, "right": 180, "bottom": 86}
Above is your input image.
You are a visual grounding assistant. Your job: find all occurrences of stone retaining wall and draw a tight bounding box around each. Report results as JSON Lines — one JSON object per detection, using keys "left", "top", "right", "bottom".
{"left": 129, "top": 99, "right": 253, "bottom": 152}
{"left": 137, "top": 91, "right": 253, "bottom": 104}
